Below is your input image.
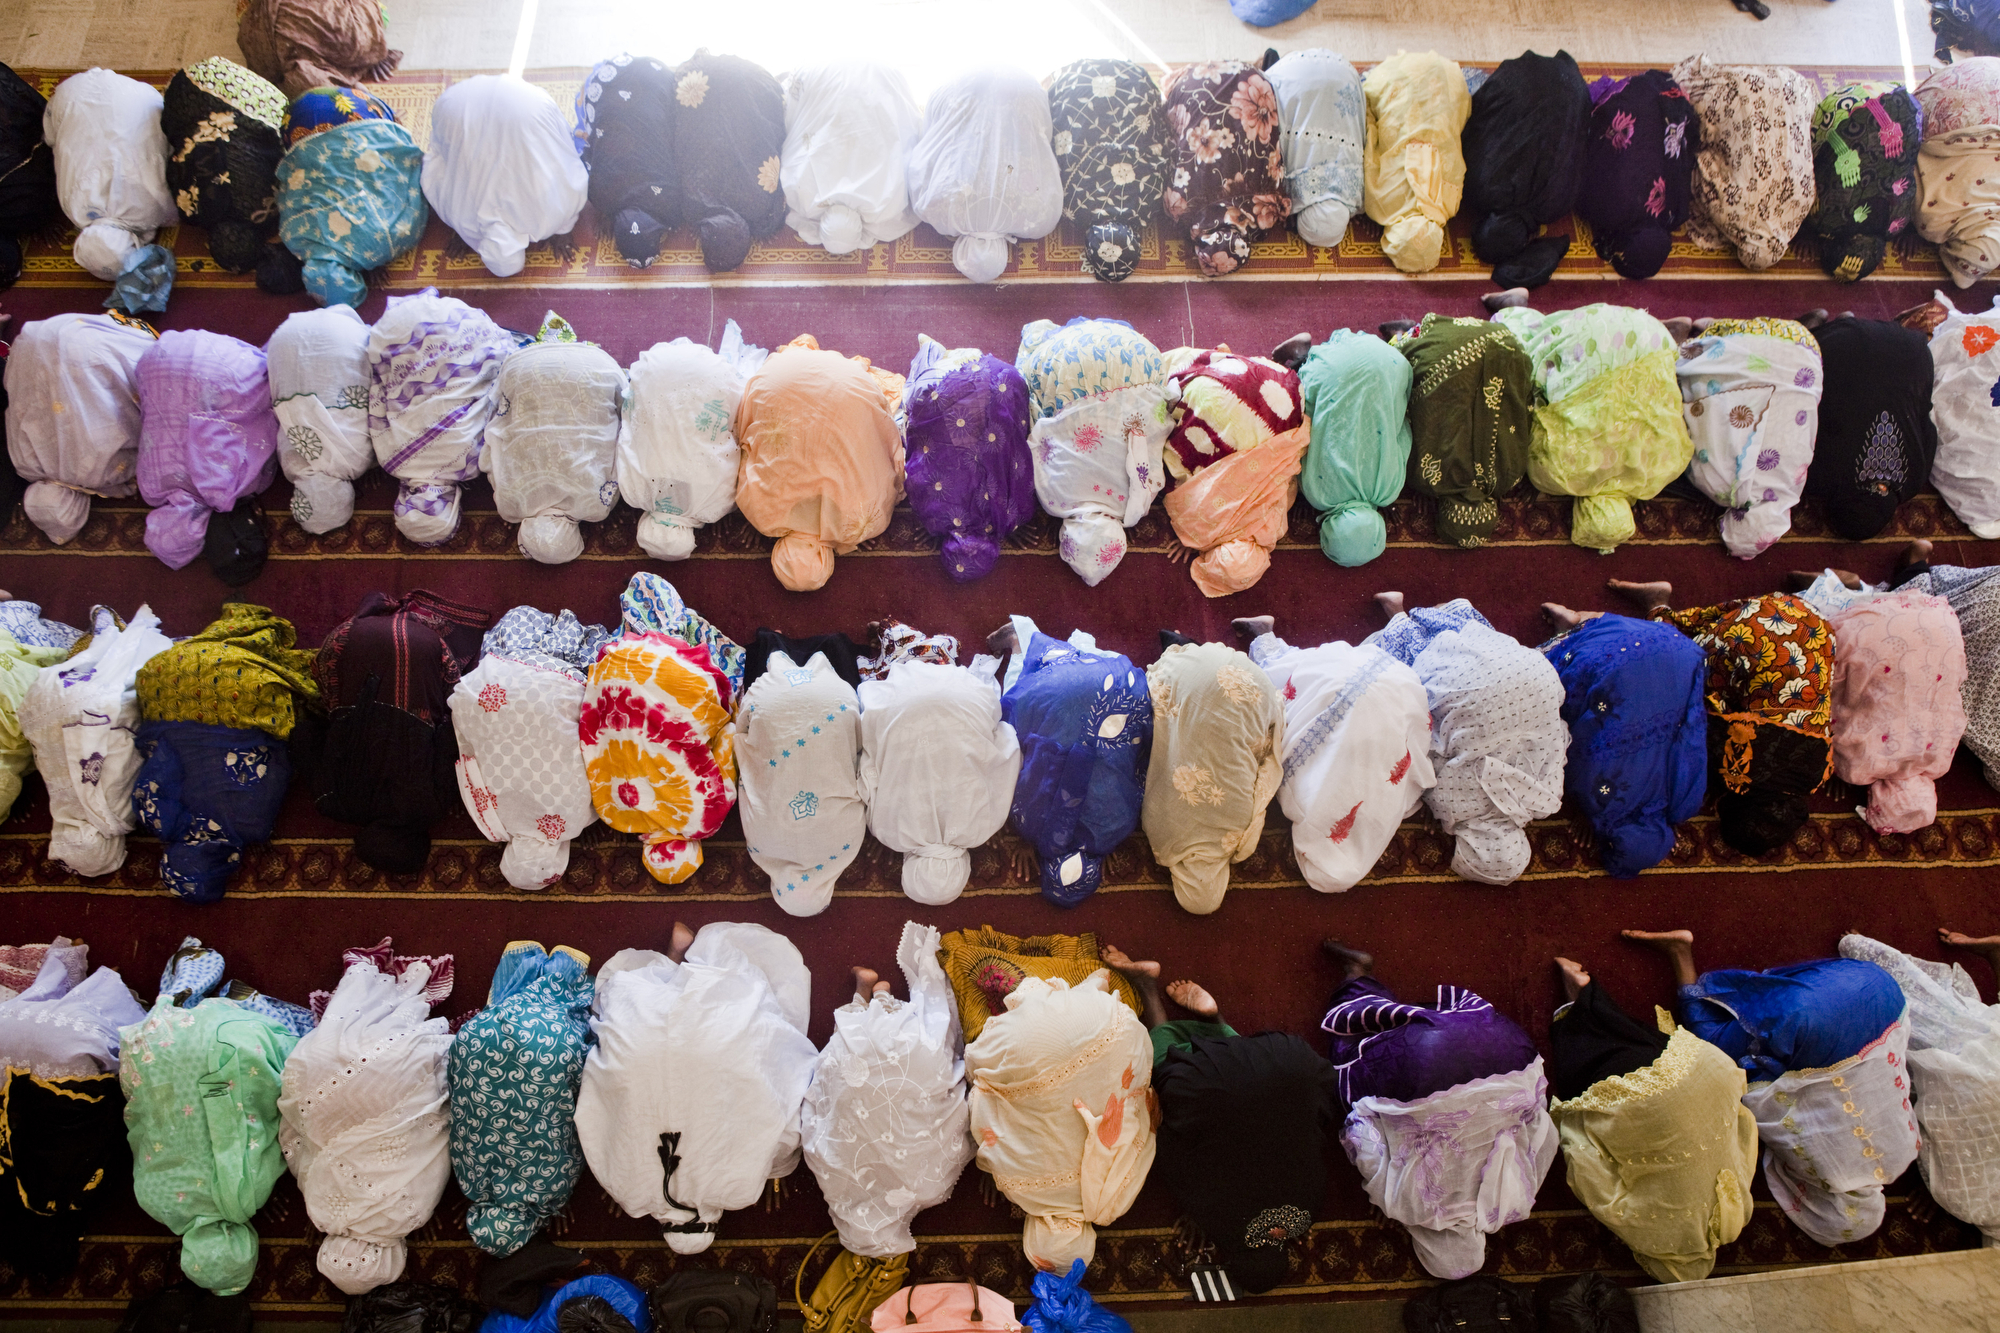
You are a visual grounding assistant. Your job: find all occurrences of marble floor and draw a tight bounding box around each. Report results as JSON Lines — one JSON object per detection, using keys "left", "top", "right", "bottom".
{"left": 1630, "top": 1248, "right": 2000, "bottom": 1332}
{"left": 2, "top": 0, "right": 1924, "bottom": 90}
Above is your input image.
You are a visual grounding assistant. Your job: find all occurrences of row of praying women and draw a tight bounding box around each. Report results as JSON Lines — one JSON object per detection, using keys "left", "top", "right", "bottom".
{"left": 9, "top": 51, "right": 2000, "bottom": 300}
{"left": 9, "top": 293, "right": 1998, "bottom": 601}
{"left": 0, "top": 540, "right": 1990, "bottom": 910}
{"left": 12, "top": 918, "right": 2000, "bottom": 1309}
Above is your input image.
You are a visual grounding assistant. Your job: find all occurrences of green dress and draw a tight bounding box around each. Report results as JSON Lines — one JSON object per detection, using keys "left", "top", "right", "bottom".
{"left": 1299, "top": 330, "right": 1413, "bottom": 566}
{"left": 1393, "top": 314, "right": 1534, "bottom": 548}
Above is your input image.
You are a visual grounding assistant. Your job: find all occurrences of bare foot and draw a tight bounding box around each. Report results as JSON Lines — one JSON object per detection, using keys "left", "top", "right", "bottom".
{"left": 1541, "top": 602, "right": 1599, "bottom": 631}
{"left": 1232, "top": 615, "right": 1275, "bottom": 641}
{"left": 852, "top": 966, "right": 880, "bottom": 1001}
{"left": 1555, "top": 956, "right": 1590, "bottom": 1002}
{"left": 1622, "top": 929, "right": 1696, "bottom": 987}
{"left": 1481, "top": 287, "right": 1531, "bottom": 312}
{"left": 1157, "top": 629, "right": 1197, "bottom": 651}
{"left": 0, "top": 590, "right": 11, "bottom": 602}
{"left": 985, "top": 622, "right": 1019, "bottom": 657}
{"left": 667, "top": 921, "right": 695, "bottom": 964}
{"left": 1270, "top": 331, "right": 1314, "bottom": 372}
{"left": 1691, "top": 317, "right": 1716, "bottom": 335}
{"left": 1797, "top": 307, "right": 1831, "bottom": 331}
{"left": 1378, "top": 319, "right": 1417, "bottom": 341}
{"left": 1321, "top": 939, "right": 1373, "bottom": 980}
{"left": 1167, "top": 544, "right": 1194, "bottom": 564}
{"left": 1607, "top": 579, "right": 1673, "bottom": 613}
{"left": 1102, "top": 945, "right": 1166, "bottom": 1027}
{"left": 444, "top": 233, "right": 474, "bottom": 261}
{"left": 365, "top": 266, "right": 390, "bottom": 289}
{"left": 1660, "top": 317, "right": 1694, "bottom": 344}
{"left": 1898, "top": 539, "right": 1934, "bottom": 575}
{"left": 1374, "top": 591, "right": 1406, "bottom": 619}
{"left": 1939, "top": 929, "right": 2000, "bottom": 967}
{"left": 1165, "top": 979, "right": 1219, "bottom": 1019}
{"left": 1906, "top": 1180, "right": 1940, "bottom": 1225}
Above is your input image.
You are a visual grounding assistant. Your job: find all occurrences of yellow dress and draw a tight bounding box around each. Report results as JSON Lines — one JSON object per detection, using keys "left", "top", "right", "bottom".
{"left": 938, "top": 927, "right": 1139, "bottom": 1042}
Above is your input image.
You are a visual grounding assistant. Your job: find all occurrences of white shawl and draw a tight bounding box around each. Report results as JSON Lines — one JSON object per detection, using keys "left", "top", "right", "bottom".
{"left": 781, "top": 60, "right": 923, "bottom": 254}
{"left": 421, "top": 75, "right": 588, "bottom": 277}
{"left": 738, "top": 650, "right": 866, "bottom": 917}
{"left": 268, "top": 306, "right": 375, "bottom": 534}
{"left": 617, "top": 323, "right": 766, "bottom": 560}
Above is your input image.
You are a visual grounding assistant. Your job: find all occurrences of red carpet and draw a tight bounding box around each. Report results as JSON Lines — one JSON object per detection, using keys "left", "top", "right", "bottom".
{"left": 4, "top": 193, "right": 2000, "bottom": 1316}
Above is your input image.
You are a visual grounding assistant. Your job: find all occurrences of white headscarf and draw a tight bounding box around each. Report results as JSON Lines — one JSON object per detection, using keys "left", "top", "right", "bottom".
{"left": 574, "top": 924, "right": 817, "bottom": 1254}
{"left": 483, "top": 314, "right": 625, "bottom": 563}
{"left": 618, "top": 322, "right": 766, "bottom": 560}
{"left": 19, "top": 605, "right": 173, "bottom": 877}
{"left": 268, "top": 305, "right": 374, "bottom": 534}
{"left": 4, "top": 312, "right": 155, "bottom": 544}
{"left": 1923, "top": 292, "right": 2000, "bottom": 539}
{"left": 1251, "top": 635, "right": 1435, "bottom": 893}
{"left": 858, "top": 658, "right": 1020, "bottom": 905}
{"left": 1677, "top": 319, "right": 1823, "bottom": 558}
{"left": 422, "top": 75, "right": 589, "bottom": 277}
{"left": 278, "top": 954, "right": 454, "bottom": 1294}
{"left": 43, "top": 69, "right": 178, "bottom": 281}
{"left": 738, "top": 651, "right": 865, "bottom": 917}
{"left": 781, "top": 61, "right": 922, "bottom": 254}
{"left": 802, "top": 921, "right": 972, "bottom": 1257}
{"left": 1264, "top": 50, "right": 1366, "bottom": 248}
{"left": 1029, "top": 383, "right": 1170, "bottom": 586}
{"left": 906, "top": 68, "right": 1064, "bottom": 282}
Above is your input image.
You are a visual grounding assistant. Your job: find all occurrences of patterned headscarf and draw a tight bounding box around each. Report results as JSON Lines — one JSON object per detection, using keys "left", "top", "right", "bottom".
{"left": 619, "top": 572, "right": 745, "bottom": 697}
{"left": 668, "top": 52, "right": 787, "bottom": 272}
{"left": 1804, "top": 317, "right": 1936, "bottom": 542}
{"left": 1298, "top": 330, "right": 1412, "bottom": 567}
{"left": 1828, "top": 591, "right": 1969, "bottom": 834}
{"left": 575, "top": 54, "right": 680, "bottom": 266}
{"left": 903, "top": 336, "right": 1037, "bottom": 581}
{"left": 1672, "top": 57, "right": 1817, "bottom": 271}
{"left": 1015, "top": 317, "right": 1164, "bottom": 419}
{"left": 1461, "top": 50, "right": 1590, "bottom": 286}
{"left": 1161, "top": 349, "right": 1309, "bottom": 596}
{"left": 1162, "top": 61, "right": 1290, "bottom": 276}
{"left": 280, "top": 84, "right": 398, "bottom": 146}
{"left": 1931, "top": 0, "right": 2000, "bottom": 62}
{"left": 136, "top": 603, "right": 319, "bottom": 738}
{"left": 276, "top": 89, "right": 425, "bottom": 308}
{"left": 1048, "top": 59, "right": 1167, "bottom": 282}
{"left": 1264, "top": 49, "right": 1365, "bottom": 249}
{"left": 1578, "top": 71, "right": 1699, "bottom": 280}
{"left": 1361, "top": 52, "right": 1470, "bottom": 274}
{"left": 1921, "top": 291, "right": 2000, "bottom": 538}
{"left": 0, "top": 603, "right": 79, "bottom": 824}
{"left": 1811, "top": 82, "right": 1922, "bottom": 282}
{"left": 486, "top": 312, "right": 626, "bottom": 564}
{"left": 737, "top": 650, "right": 866, "bottom": 916}
{"left": 1915, "top": 58, "right": 2000, "bottom": 287}
{"left": 1393, "top": 314, "right": 1533, "bottom": 548}
{"left": 1678, "top": 317, "right": 1824, "bottom": 555}
{"left": 236, "top": 0, "right": 402, "bottom": 98}
{"left": 163, "top": 58, "right": 298, "bottom": 290}
{"left": 1029, "top": 384, "right": 1172, "bottom": 586}
{"left": 268, "top": 304, "right": 374, "bottom": 533}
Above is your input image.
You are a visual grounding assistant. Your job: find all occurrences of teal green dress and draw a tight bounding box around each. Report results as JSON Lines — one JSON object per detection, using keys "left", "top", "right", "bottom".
{"left": 1299, "top": 330, "right": 1414, "bottom": 566}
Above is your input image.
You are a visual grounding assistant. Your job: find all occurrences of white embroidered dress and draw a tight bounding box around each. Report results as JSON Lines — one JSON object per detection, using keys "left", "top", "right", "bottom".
{"left": 617, "top": 322, "right": 766, "bottom": 560}
{"left": 268, "top": 305, "right": 374, "bottom": 534}
{"left": 1924, "top": 292, "right": 2000, "bottom": 539}
{"left": 421, "top": 75, "right": 588, "bottom": 277}
{"left": 738, "top": 650, "right": 866, "bottom": 917}
{"left": 483, "top": 314, "right": 625, "bottom": 564}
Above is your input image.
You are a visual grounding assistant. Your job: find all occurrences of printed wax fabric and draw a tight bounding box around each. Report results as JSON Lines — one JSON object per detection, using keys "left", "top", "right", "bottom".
{"left": 1249, "top": 635, "right": 1435, "bottom": 894}
{"left": 119, "top": 995, "right": 298, "bottom": 1294}
{"left": 0, "top": 61, "right": 60, "bottom": 288}
{"left": 132, "top": 604, "right": 319, "bottom": 903}
{"left": 447, "top": 942, "right": 594, "bottom": 1258}
{"left": 902, "top": 335, "right": 1036, "bottom": 581}
{"left": 1153, "top": 1033, "right": 1339, "bottom": 1294}
{"left": 483, "top": 312, "right": 624, "bottom": 563}
{"left": 1671, "top": 57, "right": 1818, "bottom": 271}
{"left": 1916, "top": 58, "right": 2000, "bottom": 287}
{"left": 451, "top": 605, "right": 610, "bottom": 890}
{"left": 1160, "top": 61, "right": 1289, "bottom": 277}
{"left": 0, "top": 604, "right": 78, "bottom": 825}
{"left": 162, "top": 59, "right": 296, "bottom": 289}
{"left": 964, "top": 972, "right": 1155, "bottom": 1272}
{"left": 574, "top": 925, "right": 816, "bottom": 1254}
{"left": 1493, "top": 303, "right": 1689, "bottom": 553}
{"left": 1461, "top": 50, "right": 1589, "bottom": 287}
{"left": 1393, "top": 314, "right": 1533, "bottom": 548}
{"left": 1678, "top": 317, "right": 1825, "bottom": 555}
{"left": 802, "top": 921, "right": 972, "bottom": 1257}
{"left": 1827, "top": 590, "right": 1968, "bottom": 834}
{"left": 1919, "top": 292, "right": 2000, "bottom": 538}
{"left": 422, "top": 76, "right": 586, "bottom": 277}
{"left": 1811, "top": 82, "right": 1921, "bottom": 282}
{"left": 1161, "top": 348, "right": 1308, "bottom": 595}
{"left": 366, "top": 289, "right": 516, "bottom": 544}
{"left": 1542, "top": 614, "right": 1707, "bottom": 877}
{"left": 856, "top": 617, "right": 959, "bottom": 680}
{"left": 668, "top": 52, "right": 788, "bottom": 272}
{"left": 1579, "top": 70, "right": 1699, "bottom": 280}
{"left": 278, "top": 948, "right": 454, "bottom": 1295}
{"left": 733, "top": 336, "right": 906, "bottom": 591}
{"left": 1840, "top": 933, "right": 2000, "bottom": 1241}
{"left": 1366, "top": 604, "right": 1567, "bottom": 885}
{"left": 617, "top": 571, "right": 745, "bottom": 698}
{"left": 907, "top": 67, "right": 1064, "bottom": 282}
{"left": 1653, "top": 595, "right": 1833, "bottom": 856}
{"left": 1901, "top": 563, "right": 2000, "bottom": 787}
{"left": 1046, "top": 59, "right": 1166, "bottom": 282}
{"left": 619, "top": 323, "right": 765, "bottom": 560}
{"left": 275, "top": 88, "right": 425, "bottom": 309}
{"left": 5, "top": 310, "right": 157, "bottom": 545}
{"left": 1015, "top": 317, "right": 1165, "bottom": 420}
{"left": 269, "top": 304, "right": 373, "bottom": 532}
{"left": 1298, "top": 330, "right": 1411, "bottom": 567}
{"left": 737, "top": 649, "right": 864, "bottom": 916}
{"left": 311, "top": 590, "right": 491, "bottom": 873}
{"left": 574, "top": 55, "right": 679, "bottom": 266}
{"left": 1029, "top": 384, "right": 1172, "bottom": 586}
{"left": 858, "top": 659, "right": 1021, "bottom": 905}
{"left": 1361, "top": 52, "right": 1470, "bottom": 274}
{"left": 44, "top": 69, "right": 179, "bottom": 305}
{"left": 1141, "top": 642, "right": 1281, "bottom": 914}
{"left": 1264, "top": 50, "right": 1365, "bottom": 249}
{"left": 1001, "top": 626, "right": 1150, "bottom": 907}
{"left": 134, "top": 329, "right": 279, "bottom": 572}
{"left": 237, "top": 0, "right": 401, "bottom": 98}
{"left": 779, "top": 60, "right": 922, "bottom": 255}
{"left": 1804, "top": 316, "right": 1935, "bottom": 542}
{"left": 19, "top": 604, "right": 171, "bottom": 875}
{"left": 1547, "top": 997, "right": 1757, "bottom": 1283}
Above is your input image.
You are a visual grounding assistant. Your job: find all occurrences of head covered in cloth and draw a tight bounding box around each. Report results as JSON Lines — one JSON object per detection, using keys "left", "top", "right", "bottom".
{"left": 575, "top": 54, "right": 680, "bottom": 267}
{"left": 907, "top": 67, "right": 1066, "bottom": 282}
{"left": 903, "top": 336, "right": 1036, "bottom": 581}
{"left": 1361, "top": 51, "right": 1470, "bottom": 274}
{"left": 1578, "top": 70, "right": 1699, "bottom": 280}
{"left": 1297, "top": 330, "right": 1412, "bottom": 567}
{"left": 1161, "top": 61, "right": 1290, "bottom": 276}
{"left": 1047, "top": 59, "right": 1167, "bottom": 282}
{"left": 44, "top": 69, "right": 179, "bottom": 312}
{"left": 780, "top": 59, "right": 923, "bottom": 255}
{"left": 1804, "top": 316, "right": 1934, "bottom": 542}
{"left": 483, "top": 312, "right": 625, "bottom": 564}
{"left": 1461, "top": 50, "right": 1590, "bottom": 287}
{"left": 618, "top": 321, "right": 765, "bottom": 560}
{"left": 134, "top": 330, "right": 280, "bottom": 577}
{"left": 1672, "top": 56, "right": 1818, "bottom": 271}
{"left": 275, "top": 86, "right": 427, "bottom": 308}
{"left": 5, "top": 311, "right": 157, "bottom": 544}
{"left": 1264, "top": 49, "right": 1366, "bottom": 249}
{"left": 423, "top": 75, "right": 588, "bottom": 277}
{"left": 1811, "top": 82, "right": 1922, "bottom": 282}
{"left": 1678, "top": 317, "right": 1824, "bottom": 555}
{"left": 1392, "top": 314, "right": 1533, "bottom": 548}
{"left": 163, "top": 58, "right": 300, "bottom": 291}
{"left": 1916, "top": 58, "right": 2000, "bottom": 287}
{"left": 0, "top": 62, "right": 62, "bottom": 288}
{"left": 236, "top": 0, "right": 402, "bottom": 98}
{"left": 668, "top": 51, "right": 788, "bottom": 272}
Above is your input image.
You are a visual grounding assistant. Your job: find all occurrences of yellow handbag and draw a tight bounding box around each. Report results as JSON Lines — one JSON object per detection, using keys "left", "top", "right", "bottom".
{"left": 797, "top": 1231, "right": 911, "bottom": 1333}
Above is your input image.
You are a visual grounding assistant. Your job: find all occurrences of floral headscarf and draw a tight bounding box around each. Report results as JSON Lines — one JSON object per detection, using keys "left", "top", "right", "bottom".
{"left": 275, "top": 90, "right": 426, "bottom": 308}
{"left": 163, "top": 58, "right": 297, "bottom": 290}
{"left": 1162, "top": 61, "right": 1289, "bottom": 276}
{"left": 1678, "top": 317, "right": 1824, "bottom": 556}
{"left": 1915, "top": 57, "right": 2000, "bottom": 287}
{"left": 669, "top": 51, "right": 789, "bottom": 272}
{"left": 1578, "top": 71, "right": 1699, "bottom": 280}
{"left": 1015, "top": 316, "right": 1164, "bottom": 420}
{"left": 1672, "top": 56, "right": 1817, "bottom": 271}
{"left": 1048, "top": 59, "right": 1167, "bottom": 282}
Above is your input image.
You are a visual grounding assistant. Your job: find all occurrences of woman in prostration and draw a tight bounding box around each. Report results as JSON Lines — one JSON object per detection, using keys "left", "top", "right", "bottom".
{"left": 1319, "top": 940, "right": 1556, "bottom": 1279}
{"left": 1544, "top": 579, "right": 1834, "bottom": 858}
{"left": 1097, "top": 946, "right": 1337, "bottom": 1295}
{"left": 1543, "top": 952, "right": 1758, "bottom": 1282}
{"left": 1623, "top": 928, "right": 1919, "bottom": 1247}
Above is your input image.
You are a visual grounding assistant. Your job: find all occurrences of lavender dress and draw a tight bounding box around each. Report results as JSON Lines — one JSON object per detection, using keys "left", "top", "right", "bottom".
{"left": 1323, "top": 977, "right": 1539, "bottom": 1107}
{"left": 902, "top": 336, "right": 1036, "bottom": 581}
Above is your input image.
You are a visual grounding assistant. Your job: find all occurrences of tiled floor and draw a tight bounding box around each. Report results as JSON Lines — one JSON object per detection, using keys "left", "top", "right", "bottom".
{"left": 3, "top": 0, "right": 1922, "bottom": 89}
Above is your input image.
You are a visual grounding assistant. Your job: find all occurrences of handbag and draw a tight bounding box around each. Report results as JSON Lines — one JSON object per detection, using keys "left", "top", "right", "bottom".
{"left": 867, "top": 1275, "right": 1020, "bottom": 1333}
{"left": 648, "top": 1269, "right": 778, "bottom": 1333}
{"left": 796, "top": 1232, "right": 910, "bottom": 1333}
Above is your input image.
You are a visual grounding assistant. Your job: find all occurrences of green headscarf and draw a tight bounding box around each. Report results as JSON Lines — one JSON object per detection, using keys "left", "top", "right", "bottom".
{"left": 135, "top": 603, "right": 320, "bottom": 738}
{"left": 1299, "top": 330, "right": 1414, "bottom": 566}
{"left": 1394, "top": 314, "right": 1533, "bottom": 548}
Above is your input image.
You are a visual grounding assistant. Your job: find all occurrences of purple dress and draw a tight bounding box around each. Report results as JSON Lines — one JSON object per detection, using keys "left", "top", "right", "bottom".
{"left": 902, "top": 336, "right": 1035, "bottom": 582}
{"left": 134, "top": 329, "right": 279, "bottom": 569}
{"left": 1322, "top": 977, "right": 1539, "bottom": 1107}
